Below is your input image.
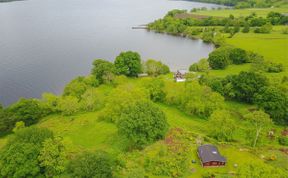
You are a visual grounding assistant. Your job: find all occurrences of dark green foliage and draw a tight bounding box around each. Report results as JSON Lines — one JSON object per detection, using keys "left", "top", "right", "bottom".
{"left": 144, "top": 79, "right": 166, "bottom": 102}
{"left": 208, "top": 47, "right": 230, "bottom": 69}
{"left": 201, "top": 72, "right": 268, "bottom": 103}
{"left": 8, "top": 127, "right": 54, "bottom": 146}
{"left": 92, "top": 59, "right": 116, "bottom": 84}
{"left": 254, "top": 87, "right": 288, "bottom": 124}
{"left": 278, "top": 136, "right": 288, "bottom": 146}
{"left": 266, "top": 62, "right": 284, "bottom": 73}
{"left": 242, "top": 23, "right": 250, "bottom": 33}
{"left": 117, "top": 101, "right": 168, "bottom": 148}
{"left": 229, "top": 72, "right": 268, "bottom": 103}
{"left": 267, "top": 11, "right": 288, "bottom": 25}
{"left": 254, "top": 23, "right": 273, "bottom": 33}
{"left": 0, "top": 110, "right": 17, "bottom": 133}
{"left": 166, "top": 9, "right": 187, "bottom": 17}
{"left": 7, "top": 98, "right": 47, "bottom": 126}
{"left": 114, "top": 51, "right": 142, "bottom": 77}
{"left": 229, "top": 48, "right": 248, "bottom": 64}
{"left": 68, "top": 151, "right": 113, "bottom": 178}
{"left": 0, "top": 127, "right": 55, "bottom": 178}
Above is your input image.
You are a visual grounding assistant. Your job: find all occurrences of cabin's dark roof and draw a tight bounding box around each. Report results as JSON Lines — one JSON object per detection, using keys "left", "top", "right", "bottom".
{"left": 198, "top": 144, "right": 226, "bottom": 163}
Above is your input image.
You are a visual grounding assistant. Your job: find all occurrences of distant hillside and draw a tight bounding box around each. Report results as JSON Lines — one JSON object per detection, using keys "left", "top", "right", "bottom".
{"left": 188, "top": 0, "right": 287, "bottom": 8}
{"left": 0, "top": 0, "right": 24, "bottom": 2}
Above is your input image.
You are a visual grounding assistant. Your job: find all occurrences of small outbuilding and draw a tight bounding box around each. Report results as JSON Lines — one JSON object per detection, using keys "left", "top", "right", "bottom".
{"left": 174, "top": 70, "right": 188, "bottom": 82}
{"left": 197, "top": 144, "right": 226, "bottom": 167}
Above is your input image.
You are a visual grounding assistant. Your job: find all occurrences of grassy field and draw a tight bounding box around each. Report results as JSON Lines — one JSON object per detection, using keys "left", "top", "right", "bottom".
{"left": 194, "top": 8, "right": 288, "bottom": 17}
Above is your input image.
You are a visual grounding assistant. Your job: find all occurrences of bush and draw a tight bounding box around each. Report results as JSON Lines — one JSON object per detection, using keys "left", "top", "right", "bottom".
{"left": 165, "top": 81, "right": 225, "bottom": 118}
{"left": 58, "top": 96, "right": 80, "bottom": 116}
{"left": 80, "top": 88, "right": 105, "bottom": 111}
{"left": 229, "top": 48, "right": 248, "bottom": 64}
{"left": 189, "top": 58, "right": 209, "bottom": 72}
{"left": 266, "top": 62, "right": 284, "bottom": 73}
{"left": 63, "top": 76, "right": 99, "bottom": 99}
{"left": 144, "top": 59, "right": 170, "bottom": 77}
{"left": 278, "top": 136, "right": 288, "bottom": 146}
{"left": 7, "top": 98, "right": 47, "bottom": 126}
{"left": 117, "top": 101, "right": 168, "bottom": 148}
{"left": 68, "top": 151, "right": 113, "bottom": 178}
{"left": 144, "top": 78, "right": 166, "bottom": 102}
{"left": 254, "top": 23, "right": 273, "bottom": 33}
{"left": 92, "top": 59, "right": 116, "bottom": 84}
{"left": 208, "top": 46, "right": 231, "bottom": 69}
{"left": 208, "top": 110, "right": 236, "bottom": 141}
{"left": 242, "top": 23, "right": 250, "bottom": 33}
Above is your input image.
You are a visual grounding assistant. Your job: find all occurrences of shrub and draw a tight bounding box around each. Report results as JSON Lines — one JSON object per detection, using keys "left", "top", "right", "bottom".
{"left": 254, "top": 23, "right": 273, "bottom": 33}
{"left": 144, "top": 59, "right": 170, "bottom": 77}
{"left": 63, "top": 76, "right": 99, "bottom": 99}
{"left": 58, "top": 96, "right": 80, "bottom": 116}
{"left": 189, "top": 58, "right": 209, "bottom": 72}
{"left": 92, "top": 59, "right": 116, "bottom": 84}
{"left": 7, "top": 98, "right": 47, "bottom": 126}
{"left": 208, "top": 110, "right": 236, "bottom": 141}
{"left": 208, "top": 46, "right": 231, "bottom": 69}
{"left": 68, "top": 151, "right": 113, "bottom": 178}
{"left": 278, "top": 136, "right": 288, "bottom": 146}
{"left": 229, "top": 48, "right": 248, "bottom": 64}
{"left": 144, "top": 78, "right": 166, "bottom": 102}
{"left": 165, "top": 81, "right": 225, "bottom": 118}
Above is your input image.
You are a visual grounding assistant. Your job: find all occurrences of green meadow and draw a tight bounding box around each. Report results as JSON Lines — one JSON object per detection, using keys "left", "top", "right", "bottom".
{"left": 194, "top": 8, "right": 288, "bottom": 17}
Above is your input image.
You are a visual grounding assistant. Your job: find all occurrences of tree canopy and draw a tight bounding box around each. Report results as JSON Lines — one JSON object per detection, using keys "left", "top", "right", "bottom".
{"left": 117, "top": 101, "right": 168, "bottom": 148}
{"left": 114, "top": 51, "right": 142, "bottom": 77}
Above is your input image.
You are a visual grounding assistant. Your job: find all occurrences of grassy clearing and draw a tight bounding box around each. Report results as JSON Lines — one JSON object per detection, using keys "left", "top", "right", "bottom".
{"left": 37, "top": 112, "right": 124, "bottom": 155}
{"left": 226, "top": 30, "right": 288, "bottom": 66}
{"left": 194, "top": 8, "right": 288, "bottom": 17}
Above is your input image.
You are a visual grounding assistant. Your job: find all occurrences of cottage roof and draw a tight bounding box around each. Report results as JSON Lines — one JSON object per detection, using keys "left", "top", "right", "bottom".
{"left": 198, "top": 144, "right": 226, "bottom": 163}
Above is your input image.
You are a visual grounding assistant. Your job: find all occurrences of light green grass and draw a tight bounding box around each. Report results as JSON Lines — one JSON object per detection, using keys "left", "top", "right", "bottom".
{"left": 194, "top": 8, "right": 288, "bottom": 17}
{"left": 37, "top": 112, "right": 125, "bottom": 154}
{"left": 226, "top": 31, "right": 288, "bottom": 65}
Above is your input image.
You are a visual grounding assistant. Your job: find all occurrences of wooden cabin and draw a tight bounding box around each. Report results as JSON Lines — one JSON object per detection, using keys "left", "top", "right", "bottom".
{"left": 197, "top": 144, "right": 226, "bottom": 167}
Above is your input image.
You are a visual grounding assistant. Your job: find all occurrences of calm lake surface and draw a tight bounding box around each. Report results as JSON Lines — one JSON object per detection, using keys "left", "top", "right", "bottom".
{"left": 0, "top": 0, "right": 222, "bottom": 105}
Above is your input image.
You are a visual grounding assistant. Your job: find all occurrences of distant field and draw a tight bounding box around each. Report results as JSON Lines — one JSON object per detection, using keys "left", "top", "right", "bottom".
{"left": 193, "top": 8, "right": 288, "bottom": 17}
{"left": 227, "top": 30, "right": 288, "bottom": 65}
